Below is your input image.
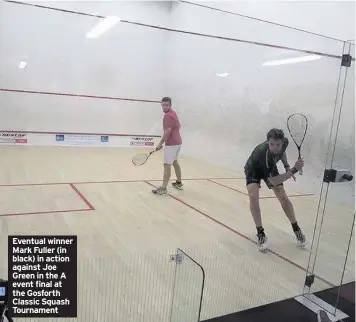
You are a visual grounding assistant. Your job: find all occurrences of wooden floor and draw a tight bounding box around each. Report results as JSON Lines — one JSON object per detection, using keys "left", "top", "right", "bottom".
{"left": 0, "top": 146, "right": 354, "bottom": 322}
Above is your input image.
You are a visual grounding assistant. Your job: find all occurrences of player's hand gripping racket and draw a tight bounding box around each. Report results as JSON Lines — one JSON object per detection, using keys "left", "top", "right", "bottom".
{"left": 287, "top": 113, "right": 308, "bottom": 175}
{"left": 132, "top": 151, "right": 155, "bottom": 166}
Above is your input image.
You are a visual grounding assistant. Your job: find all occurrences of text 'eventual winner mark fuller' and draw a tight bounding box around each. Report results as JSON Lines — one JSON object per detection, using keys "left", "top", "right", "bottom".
{"left": 8, "top": 235, "right": 78, "bottom": 318}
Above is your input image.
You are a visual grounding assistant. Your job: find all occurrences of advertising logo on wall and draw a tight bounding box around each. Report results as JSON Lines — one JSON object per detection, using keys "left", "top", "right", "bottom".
{"left": 0, "top": 132, "right": 27, "bottom": 144}
{"left": 55, "top": 134, "right": 109, "bottom": 145}
{"left": 56, "top": 135, "right": 65, "bottom": 142}
{"left": 130, "top": 136, "right": 154, "bottom": 146}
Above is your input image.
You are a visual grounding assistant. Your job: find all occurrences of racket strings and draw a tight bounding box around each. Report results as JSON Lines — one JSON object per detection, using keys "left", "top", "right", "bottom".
{"left": 132, "top": 154, "right": 148, "bottom": 166}
{"left": 287, "top": 114, "right": 308, "bottom": 146}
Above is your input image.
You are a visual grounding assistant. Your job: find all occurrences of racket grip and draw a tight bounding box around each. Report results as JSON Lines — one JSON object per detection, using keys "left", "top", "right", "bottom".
{"left": 299, "top": 168, "right": 303, "bottom": 176}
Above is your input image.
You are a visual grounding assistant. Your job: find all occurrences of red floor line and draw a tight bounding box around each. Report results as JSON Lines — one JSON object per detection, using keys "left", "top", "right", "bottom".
{"left": 208, "top": 179, "right": 315, "bottom": 199}
{"left": 144, "top": 181, "right": 335, "bottom": 288}
{"left": 212, "top": 177, "right": 244, "bottom": 180}
{"left": 0, "top": 177, "right": 243, "bottom": 187}
{"left": 260, "top": 193, "right": 315, "bottom": 199}
{"left": 0, "top": 182, "right": 69, "bottom": 187}
{"left": 207, "top": 179, "right": 248, "bottom": 195}
{"left": 0, "top": 208, "right": 92, "bottom": 217}
{"left": 69, "top": 183, "right": 95, "bottom": 210}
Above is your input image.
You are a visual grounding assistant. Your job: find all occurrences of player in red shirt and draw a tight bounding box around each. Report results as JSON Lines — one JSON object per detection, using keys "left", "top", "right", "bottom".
{"left": 152, "top": 97, "right": 183, "bottom": 195}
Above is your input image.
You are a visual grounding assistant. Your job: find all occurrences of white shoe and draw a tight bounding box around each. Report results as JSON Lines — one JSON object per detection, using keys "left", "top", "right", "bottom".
{"left": 257, "top": 233, "right": 268, "bottom": 252}
{"left": 172, "top": 181, "right": 183, "bottom": 190}
{"left": 152, "top": 187, "right": 167, "bottom": 195}
{"left": 295, "top": 229, "right": 306, "bottom": 248}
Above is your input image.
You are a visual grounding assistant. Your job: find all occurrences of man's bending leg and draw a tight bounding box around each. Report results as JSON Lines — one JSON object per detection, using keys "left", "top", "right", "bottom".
{"left": 272, "top": 185, "right": 306, "bottom": 247}
{"left": 247, "top": 183, "right": 268, "bottom": 250}
{"left": 272, "top": 185, "right": 296, "bottom": 223}
{"left": 247, "top": 183, "right": 262, "bottom": 227}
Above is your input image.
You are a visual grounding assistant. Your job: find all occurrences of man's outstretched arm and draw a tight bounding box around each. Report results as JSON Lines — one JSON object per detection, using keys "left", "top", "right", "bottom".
{"left": 268, "top": 158, "right": 304, "bottom": 186}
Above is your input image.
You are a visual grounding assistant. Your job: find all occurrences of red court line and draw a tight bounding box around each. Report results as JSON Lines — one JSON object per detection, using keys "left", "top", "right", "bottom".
{"left": 0, "top": 208, "right": 92, "bottom": 218}
{"left": 0, "top": 184, "right": 95, "bottom": 217}
{"left": 0, "top": 88, "right": 161, "bottom": 104}
{"left": 0, "top": 177, "right": 243, "bottom": 187}
{"left": 69, "top": 184, "right": 95, "bottom": 210}
{"left": 261, "top": 194, "right": 315, "bottom": 199}
{"left": 207, "top": 179, "right": 248, "bottom": 196}
{"left": 144, "top": 181, "right": 334, "bottom": 288}
{"left": 208, "top": 179, "right": 315, "bottom": 199}
{"left": 0, "top": 130, "right": 160, "bottom": 138}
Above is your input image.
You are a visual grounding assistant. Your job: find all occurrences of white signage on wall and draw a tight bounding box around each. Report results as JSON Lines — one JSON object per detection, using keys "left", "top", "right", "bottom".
{"left": 0, "top": 132, "right": 28, "bottom": 144}
{"left": 130, "top": 136, "right": 154, "bottom": 147}
{"left": 55, "top": 134, "right": 109, "bottom": 145}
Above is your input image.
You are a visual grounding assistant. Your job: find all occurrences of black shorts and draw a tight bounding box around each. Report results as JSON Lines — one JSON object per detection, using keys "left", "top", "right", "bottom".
{"left": 244, "top": 166, "right": 282, "bottom": 189}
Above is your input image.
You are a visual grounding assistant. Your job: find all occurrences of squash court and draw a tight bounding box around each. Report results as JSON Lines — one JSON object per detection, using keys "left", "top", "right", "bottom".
{"left": 0, "top": 1, "right": 354, "bottom": 321}
{"left": 0, "top": 145, "right": 354, "bottom": 321}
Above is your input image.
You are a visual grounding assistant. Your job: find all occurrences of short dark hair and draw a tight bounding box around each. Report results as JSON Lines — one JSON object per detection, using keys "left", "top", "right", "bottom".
{"left": 161, "top": 97, "right": 172, "bottom": 104}
{"left": 267, "top": 128, "right": 285, "bottom": 141}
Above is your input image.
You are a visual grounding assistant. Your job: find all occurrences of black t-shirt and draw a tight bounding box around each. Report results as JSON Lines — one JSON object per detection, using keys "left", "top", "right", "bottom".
{"left": 245, "top": 138, "right": 289, "bottom": 176}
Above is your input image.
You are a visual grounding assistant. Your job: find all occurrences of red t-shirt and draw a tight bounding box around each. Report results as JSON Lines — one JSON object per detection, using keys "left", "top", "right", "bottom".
{"left": 163, "top": 109, "right": 182, "bottom": 146}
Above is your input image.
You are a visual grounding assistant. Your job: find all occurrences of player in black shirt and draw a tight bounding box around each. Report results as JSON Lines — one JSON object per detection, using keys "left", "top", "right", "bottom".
{"left": 244, "top": 128, "right": 306, "bottom": 251}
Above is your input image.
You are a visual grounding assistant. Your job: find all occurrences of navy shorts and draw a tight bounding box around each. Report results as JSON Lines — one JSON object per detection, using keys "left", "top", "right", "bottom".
{"left": 244, "top": 166, "right": 282, "bottom": 189}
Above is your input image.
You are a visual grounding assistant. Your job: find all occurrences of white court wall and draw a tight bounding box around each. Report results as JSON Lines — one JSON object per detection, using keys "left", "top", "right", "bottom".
{"left": 195, "top": 1, "right": 355, "bottom": 41}
{"left": 0, "top": 1, "right": 354, "bottom": 188}
{"left": 166, "top": 2, "right": 355, "bottom": 192}
{"left": 0, "top": 1, "right": 171, "bottom": 136}
{"left": 169, "top": 1, "right": 346, "bottom": 56}
{"left": 25, "top": 0, "right": 174, "bottom": 26}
